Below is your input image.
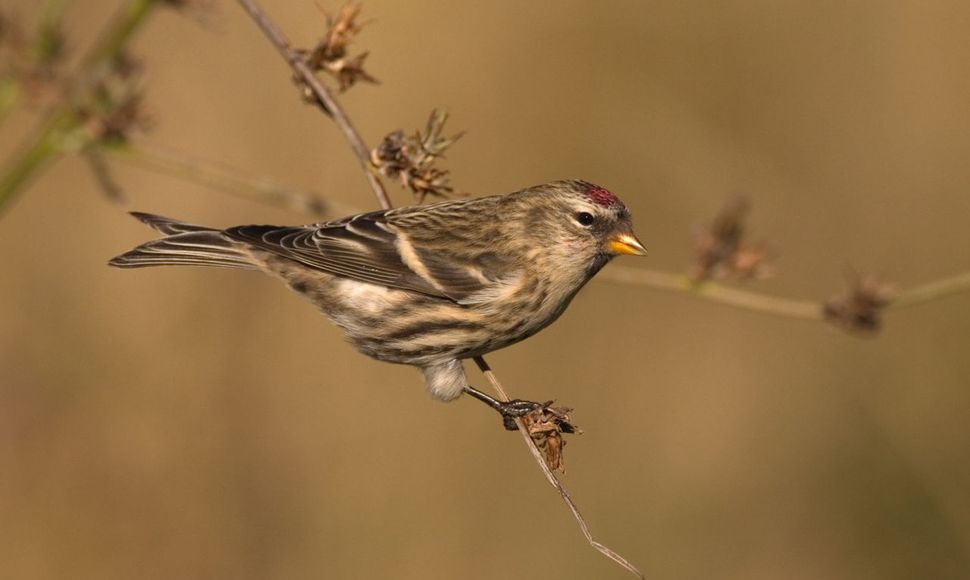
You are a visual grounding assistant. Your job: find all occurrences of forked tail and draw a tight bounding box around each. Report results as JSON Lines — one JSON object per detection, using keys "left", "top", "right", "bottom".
{"left": 108, "top": 212, "right": 256, "bottom": 269}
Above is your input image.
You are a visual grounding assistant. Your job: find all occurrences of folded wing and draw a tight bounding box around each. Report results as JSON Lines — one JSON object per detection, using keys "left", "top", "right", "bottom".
{"left": 225, "top": 209, "right": 515, "bottom": 303}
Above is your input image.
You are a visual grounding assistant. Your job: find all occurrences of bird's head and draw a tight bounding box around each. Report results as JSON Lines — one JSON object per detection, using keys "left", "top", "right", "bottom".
{"left": 517, "top": 180, "right": 646, "bottom": 271}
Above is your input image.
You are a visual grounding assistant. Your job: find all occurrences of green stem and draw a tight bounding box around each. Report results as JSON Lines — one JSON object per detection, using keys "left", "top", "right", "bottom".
{"left": 0, "top": 0, "right": 70, "bottom": 128}
{"left": 601, "top": 266, "right": 823, "bottom": 320}
{"left": 891, "top": 272, "right": 970, "bottom": 309}
{"left": 0, "top": 0, "right": 159, "bottom": 216}
{"left": 79, "top": 0, "right": 156, "bottom": 74}
{"left": 604, "top": 265, "right": 970, "bottom": 322}
{"left": 0, "top": 111, "right": 73, "bottom": 214}
{"left": 101, "top": 143, "right": 352, "bottom": 217}
{"left": 38, "top": 0, "right": 70, "bottom": 25}
{"left": 34, "top": 0, "right": 70, "bottom": 60}
{"left": 0, "top": 77, "right": 20, "bottom": 126}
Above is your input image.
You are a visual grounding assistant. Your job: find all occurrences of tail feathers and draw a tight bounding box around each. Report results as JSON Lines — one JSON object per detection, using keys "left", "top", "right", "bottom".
{"left": 129, "top": 212, "right": 215, "bottom": 235}
{"left": 109, "top": 230, "right": 256, "bottom": 270}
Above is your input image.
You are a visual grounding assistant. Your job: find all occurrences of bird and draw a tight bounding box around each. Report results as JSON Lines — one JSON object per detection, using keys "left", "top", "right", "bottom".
{"left": 109, "top": 180, "right": 647, "bottom": 428}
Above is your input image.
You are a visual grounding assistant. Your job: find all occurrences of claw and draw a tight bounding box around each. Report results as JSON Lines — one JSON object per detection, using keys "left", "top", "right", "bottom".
{"left": 496, "top": 398, "right": 547, "bottom": 430}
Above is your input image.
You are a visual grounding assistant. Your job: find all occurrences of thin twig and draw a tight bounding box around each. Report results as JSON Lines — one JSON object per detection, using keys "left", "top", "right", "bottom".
{"left": 602, "top": 266, "right": 822, "bottom": 320}
{"left": 602, "top": 265, "right": 970, "bottom": 320}
{"left": 101, "top": 143, "right": 352, "bottom": 217}
{"left": 83, "top": 147, "right": 128, "bottom": 204}
{"left": 0, "top": 77, "right": 19, "bottom": 126}
{"left": 889, "top": 272, "right": 970, "bottom": 309}
{"left": 0, "top": 109, "right": 68, "bottom": 214}
{"left": 474, "top": 357, "right": 645, "bottom": 579}
{"left": 235, "top": 0, "right": 391, "bottom": 210}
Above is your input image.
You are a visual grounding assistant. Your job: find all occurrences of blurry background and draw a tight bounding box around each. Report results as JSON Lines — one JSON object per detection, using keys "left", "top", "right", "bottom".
{"left": 1, "top": 1, "right": 969, "bottom": 578}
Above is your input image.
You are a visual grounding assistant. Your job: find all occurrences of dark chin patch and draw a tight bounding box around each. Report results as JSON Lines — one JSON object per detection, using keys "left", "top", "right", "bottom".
{"left": 586, "top": 253, "right": 612, "bottom": 276}
{"left": 578, "top": 181, "right": 621, "bottom": 208}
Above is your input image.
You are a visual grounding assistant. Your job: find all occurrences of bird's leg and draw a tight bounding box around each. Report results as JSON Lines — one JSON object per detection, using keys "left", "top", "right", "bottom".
{"left": 463, "top": 385, "right": 551, "bottom": 431}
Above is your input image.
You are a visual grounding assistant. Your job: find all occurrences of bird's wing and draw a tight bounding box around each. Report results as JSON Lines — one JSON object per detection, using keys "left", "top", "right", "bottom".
{"left": 224, "top": 209, "right": 514, "bottom": 302}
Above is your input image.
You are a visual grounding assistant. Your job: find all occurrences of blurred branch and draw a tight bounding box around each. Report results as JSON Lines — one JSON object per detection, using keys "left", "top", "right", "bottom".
{"left": 603, "top": 265, "right": 970, "bottom": 323}
{"left": 0, "top": 0, "right": 68, "bottom": 126}
{"left": 0, "top": 0, "right": 159, "bottom": 215}
{"left": 890, "top": 272, "right": 970, "bottom": 309}
{"left": 100, "top": 143, "right": 350, "bottom": 217}
{"left": 602, "top": 267, "right": 822, "bottom": 320}
{"left": 74, "top": 0, "right": 155, "bottom": 78}
{"left": 235, "top": 0, "right": 391, "bottom": 210}
{"left": 0, "top": 76, "right": 18, "bottom": 125}
{"left": 0, "top": 109, "right": 72, "bottom": 214}
{"left": 83, "top": 146, "right": 128, "bottom": 204}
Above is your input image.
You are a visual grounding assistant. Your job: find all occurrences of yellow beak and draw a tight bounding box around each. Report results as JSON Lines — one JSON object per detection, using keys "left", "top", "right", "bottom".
{"left": 607, "top": 232, "right": 648, "bottom": 256}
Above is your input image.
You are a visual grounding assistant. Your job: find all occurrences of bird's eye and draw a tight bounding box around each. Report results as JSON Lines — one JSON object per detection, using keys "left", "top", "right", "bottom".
{"left": 575, "top": 212, "right": 595, "bottom": 227}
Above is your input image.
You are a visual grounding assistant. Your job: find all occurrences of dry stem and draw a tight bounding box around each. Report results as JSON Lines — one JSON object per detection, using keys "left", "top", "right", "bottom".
{"left": 602, "top": 266, "right": 970, "bottom": 322}
{"left": 474, "top": 356, "right": 645, "bottom": 579}
{"left": 101, "top": 143, "right": 352, "bottom": 217}
{"left": 235, "top": 0, "right": 390, "bottom": 210}
{"left": 602, "top": 267, "right": 821, "bottom": 319}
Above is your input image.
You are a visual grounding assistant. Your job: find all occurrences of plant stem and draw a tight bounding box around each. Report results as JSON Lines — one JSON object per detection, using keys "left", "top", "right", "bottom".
{"left": 602, "top": 266, "right": 823, "bottom": 320}
{"left": 604, "top": 265, "right": 970, "bottom": 321}
{"left": 102, "top": 143, "right": 354, "bottom": 217}
{"left": 0, "top": 111, "right": 70, "bottom": 213}
{"left": 77, "top": 0, "right": 156, "bottom": 75}
{"left": 473, "top": 356, "right": 645, "bottom": 580}
{"left": 235, "top": 0, "right": 392, "bottom": 210}
{"left": 891, "top": 272, "right": 970, "bottom": 309}
{"left": 0, "top": 77, "right": 21, "bottom": 127}
{"left": 0, "top": 0, "right": 159, "bottom": 216}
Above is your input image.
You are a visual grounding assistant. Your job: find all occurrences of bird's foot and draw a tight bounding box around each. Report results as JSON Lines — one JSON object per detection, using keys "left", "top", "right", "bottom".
{"left": 495, "top": 399, "right": 579, "bottom": 434}
{"left": 495, "top": 398, "right": 550, "bottom": 430}
{"left": 462, "top": 386, "right": 577, "bottom": 433}
{"left": 463, "top": 386, "right": 579, "bottom": 472}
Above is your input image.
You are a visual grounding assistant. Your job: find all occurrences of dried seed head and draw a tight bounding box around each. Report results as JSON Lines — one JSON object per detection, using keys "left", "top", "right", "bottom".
{"left": 691, "top": 196, "right": 772, "bottom": 282}
{"left": 823, "top": 273, "right": 895, "bottom": 335}
{"left": 75, "top": 53, "right": 151, "bottom": 144}
{"left": 370, "top": 110, "right": 463, "bottom": 203}
{"left": 519, "top": 403, "right": 580, "bottom": 473}
{"left": 0, "top": 9, "right": 67, "bottom": 107}
{"left": 327, "top": 51, "right": 377, "bottom": 92}
{"left": 301, "top": 2, "right": 377, "bottom": 92}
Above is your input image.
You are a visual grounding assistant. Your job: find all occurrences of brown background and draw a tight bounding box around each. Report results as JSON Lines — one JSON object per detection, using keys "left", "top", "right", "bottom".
{"left": 1, "top": 1, "right": 969, "bottom": 579}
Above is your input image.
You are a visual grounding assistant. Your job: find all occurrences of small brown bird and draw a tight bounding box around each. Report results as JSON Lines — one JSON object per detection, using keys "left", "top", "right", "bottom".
{"left": 110, "top": 180, "right": 647, "bottom": 427}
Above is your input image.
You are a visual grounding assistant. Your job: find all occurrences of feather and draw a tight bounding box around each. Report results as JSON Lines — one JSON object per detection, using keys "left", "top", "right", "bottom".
{"left": 108, "top": 231, "right": 255, "bottom": 269}
{"left": 223, "top": 208, "right": 518, "bottom": 303}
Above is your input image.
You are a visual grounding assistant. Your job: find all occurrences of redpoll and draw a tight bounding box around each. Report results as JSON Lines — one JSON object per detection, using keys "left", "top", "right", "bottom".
{"left": 110, "top": 180, "right": 647, "bottom": 427}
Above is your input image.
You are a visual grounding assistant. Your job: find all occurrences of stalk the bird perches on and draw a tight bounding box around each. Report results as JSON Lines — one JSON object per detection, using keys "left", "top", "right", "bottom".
{"left": 109, "top": 180, "right": 647, "bottom": 427}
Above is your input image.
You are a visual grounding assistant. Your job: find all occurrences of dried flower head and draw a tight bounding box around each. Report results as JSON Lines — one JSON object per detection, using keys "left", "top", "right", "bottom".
{"left": 823, "top": 273, "right": 895, "bottom": 335}
{"left": 519, "top": 403, "right": 580, "bottom": 473}
{"left": 371, "top": 110, "right": 463, "bottom": 203}
{"left": 301, "top": 2, "right": 377, "bottom": 92}
{"left": 76, "top": 53, "right": 151, "bottom": 143}
{"left": 691, "top": 196, "right": 772, "bottom": 282}
{"left": 0, "top": 9, "right": 67, "bottom": 106}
